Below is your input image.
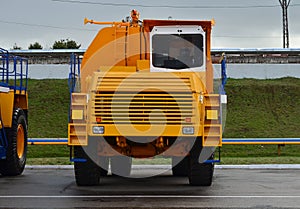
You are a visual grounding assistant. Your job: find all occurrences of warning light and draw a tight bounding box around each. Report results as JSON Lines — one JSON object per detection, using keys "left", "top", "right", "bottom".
{"left": 185, "top": 117, "right": 191, "bottom": 123}
{"left": 96, "top": 117, "right": 102, "bottom": 123}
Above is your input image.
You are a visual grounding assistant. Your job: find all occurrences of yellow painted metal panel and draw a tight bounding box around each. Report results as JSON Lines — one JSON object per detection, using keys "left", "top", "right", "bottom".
{"left": 98, "top": 66, "right": 137, "bottom": 72}
{"left": 88, "top": 124, "right": 202, "bottom": 137}
{"left": 72, "top": 110, "right": 83, "bottom": 120}
{"left": 136, "top": 60, "right": 150, "bottom": 71}
{"left": 203, "top": 136, "right": 221, "bottom": 146}
{"left": 202, "top": 124, "right": 222, "bottom": 147}
{"left": 206, "top": 110, "right": 218, "bottom": 120}
{"left": 68, "top": 123, "right": 88, "bottom": 145}
{"left": 0, "top": 91, "right": 14, "bottom": 127}
{"left": 14, "top": 92, "right": 28, "bottom": 110}
{"left": 71, "top": 93, "right": 87, "bottom": 103}
{"left": 80, "top": 26, "right": 143, "bottom": 92}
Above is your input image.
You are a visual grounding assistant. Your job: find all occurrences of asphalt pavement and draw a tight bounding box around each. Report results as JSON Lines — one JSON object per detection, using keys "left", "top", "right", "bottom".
{"left": 0, "top": 165, "right": 299, "bottom": 208}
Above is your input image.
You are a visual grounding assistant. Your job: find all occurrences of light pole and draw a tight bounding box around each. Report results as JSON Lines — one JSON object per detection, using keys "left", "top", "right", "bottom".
{"left": 279, "top": 0, "right": 291, "bottom": 48}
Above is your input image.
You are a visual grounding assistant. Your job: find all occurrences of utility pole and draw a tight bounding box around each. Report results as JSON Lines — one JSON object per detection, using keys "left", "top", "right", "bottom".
{"left": 279, "top": 0, "right": 291, "bottom": 48}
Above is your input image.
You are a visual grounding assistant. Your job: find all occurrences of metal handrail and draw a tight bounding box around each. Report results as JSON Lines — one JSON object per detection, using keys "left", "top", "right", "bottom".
{"left": 0, "top": 48, "right": 28, "bottom": 93}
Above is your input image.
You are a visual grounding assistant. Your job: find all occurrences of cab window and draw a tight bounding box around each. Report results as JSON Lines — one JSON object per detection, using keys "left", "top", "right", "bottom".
{"left": 152, "top": 34, "right": 204, "bottom": 69}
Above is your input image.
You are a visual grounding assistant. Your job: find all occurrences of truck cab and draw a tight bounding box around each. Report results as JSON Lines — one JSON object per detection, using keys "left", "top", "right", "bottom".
{"left": 151, "top": 25, "right": 205, "bottom": 72}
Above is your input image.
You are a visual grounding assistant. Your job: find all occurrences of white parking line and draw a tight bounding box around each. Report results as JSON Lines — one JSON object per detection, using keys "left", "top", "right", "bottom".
{"left": 25, "top": 164, "right": 300, "bottom": 170}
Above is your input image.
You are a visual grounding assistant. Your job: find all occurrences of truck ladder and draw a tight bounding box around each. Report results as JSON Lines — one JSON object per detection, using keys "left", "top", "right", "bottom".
{"left": 202, "top": 94, "right": 222, "bottom": 147}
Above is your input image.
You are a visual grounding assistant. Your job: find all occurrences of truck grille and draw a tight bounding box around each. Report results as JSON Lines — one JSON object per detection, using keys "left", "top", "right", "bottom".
{"left": 92, "top": 74, "right": 195, "bottom": 125}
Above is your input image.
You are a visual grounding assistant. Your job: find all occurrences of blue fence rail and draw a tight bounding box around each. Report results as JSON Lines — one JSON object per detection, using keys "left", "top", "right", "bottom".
{"left": 222, "top": 138, "right": 300, "bottom": 145}
{"left": 28, "top": 138, "right": 68, "bottom": 145}
{"left": 28, "top": 138, "right": 300, "bottom": 156}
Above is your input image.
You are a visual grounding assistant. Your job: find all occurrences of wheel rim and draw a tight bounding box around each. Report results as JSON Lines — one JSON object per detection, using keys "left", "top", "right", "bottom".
{"left": 17, "top": 124, "right": 25, "bottom": 159}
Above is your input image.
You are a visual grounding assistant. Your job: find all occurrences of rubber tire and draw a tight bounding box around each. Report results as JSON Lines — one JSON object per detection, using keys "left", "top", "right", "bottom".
{"left": 74, "top": 146, "right": 101, "bottom": 186}
{"left": 0, "top": 108, "right": 28, "bottom": 176}
{"left": 110, "top": 156, "right": 132, "bottom": 177}
{"left": 172, "top": 156, "right": 189, "bottom": 177}
{"left": 188, "top": 139, "right": 214, "bottom": 186}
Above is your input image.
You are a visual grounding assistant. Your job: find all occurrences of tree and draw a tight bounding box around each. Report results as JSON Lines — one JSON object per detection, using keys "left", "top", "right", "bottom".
{"left": 52, "top": 39, "right": 81, "bottom": 49}
{"left": 12, "top": 43, "right": 21, "bottom": 50}
{"left": 28, "top": 42, "right": 43, "bottom": 49}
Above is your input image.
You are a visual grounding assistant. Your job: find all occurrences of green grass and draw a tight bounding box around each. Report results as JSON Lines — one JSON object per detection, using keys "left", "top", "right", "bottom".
{"left": 25, "top": 78, "right": 300, "bottom": 164}
{"left": 27, "top": 79, "right": 69, "bottom": 138}
{"left": 220, "top": 157, "right": 300, "bottom": 164}
{"left": 224, "top": 77, "right": 300, "bottom": 138}
{"left": 26, "top": 157, "right": 71, "bottom": 165}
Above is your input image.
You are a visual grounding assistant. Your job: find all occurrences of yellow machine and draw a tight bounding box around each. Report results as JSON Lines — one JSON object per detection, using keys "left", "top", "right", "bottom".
{"left": 0, "top": 48, "right": 28, "bottom": 176}
{"left": 68, "top": 10, "right": 226, "bottom": 186}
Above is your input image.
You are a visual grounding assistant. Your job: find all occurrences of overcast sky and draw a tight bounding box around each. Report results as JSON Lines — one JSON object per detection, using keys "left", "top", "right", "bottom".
{"left": 1, "top": 0, "right": 300, "bottom": 50}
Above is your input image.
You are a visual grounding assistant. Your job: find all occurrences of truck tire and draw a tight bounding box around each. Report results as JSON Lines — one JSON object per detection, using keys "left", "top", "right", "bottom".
{"left": 74, "top": 146, "right": 101, "bottom": 186}
{"left": 0, "top": 108, "right": 27, "bottom": 176}
{"left": 99, "top": 156, "right": 109, "bottom": 176}
{"left": 188, "top": 138, "right": 214, "bottom": 186}
{"left": 172, "top": 156, "right": 189, "bottom": 176}
{"left": 110, "top": 156, "right": 132, "bottom": 177}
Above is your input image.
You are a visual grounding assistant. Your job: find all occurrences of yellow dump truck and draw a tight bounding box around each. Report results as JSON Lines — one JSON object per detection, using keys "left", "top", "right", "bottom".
{"left": 68, "top": 10, "right": 226, "bottom": 186}
{"left": 0, "top": 48, "right": 28, "bottom": 176}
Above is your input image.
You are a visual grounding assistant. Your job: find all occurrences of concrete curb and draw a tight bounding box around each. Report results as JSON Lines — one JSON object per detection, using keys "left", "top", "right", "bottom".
{"left": 216, "top": 164, "right": 300, "bottom": 169}
{"left": 25, "top": 164, "right": 300, "bottom": 170}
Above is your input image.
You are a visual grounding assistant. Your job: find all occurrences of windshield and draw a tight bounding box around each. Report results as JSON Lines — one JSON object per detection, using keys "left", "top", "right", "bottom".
{"left": 152, "top": 34, "right": 204, "bottom": 70}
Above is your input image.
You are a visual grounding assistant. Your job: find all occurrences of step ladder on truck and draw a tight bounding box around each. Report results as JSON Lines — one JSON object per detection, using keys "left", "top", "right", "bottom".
{"left": 0, "top": 48, "right": 28, "bottom": 176}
